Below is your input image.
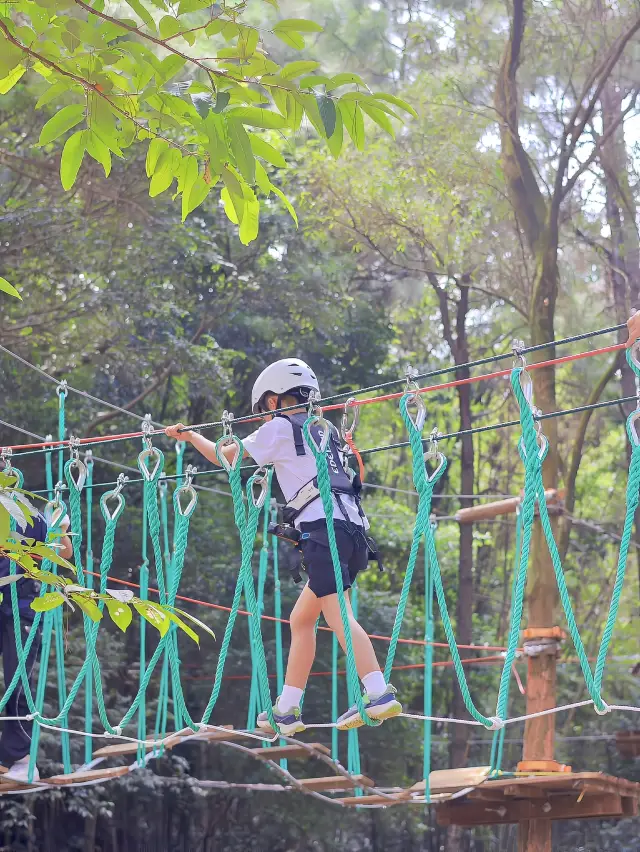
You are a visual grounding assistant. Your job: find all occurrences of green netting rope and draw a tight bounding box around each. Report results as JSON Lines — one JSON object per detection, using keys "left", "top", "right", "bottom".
{"left": 303, "top": 416, "right": 377, "bottom": 728}
{"left": 509, "top": 367, "right": 604, "bottom": 713}
{"left": 248, "top": 469, "right": 273, "bottom": 731}
{"left": 84, "top": 455, "right": 94, "bottom": 765}
{"left": 423, "top": 519, "right": 435, "bottom": 799}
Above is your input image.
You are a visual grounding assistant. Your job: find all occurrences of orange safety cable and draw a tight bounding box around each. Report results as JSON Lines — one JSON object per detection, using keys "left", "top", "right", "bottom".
{"left": 85, "top": 569, "right": 516, "bottom": 653}
{"left": 344, "top": 430, "right": 365, "bottom": 482}
{"left": 4, "top": 342, "right": 626, "bottom": 453}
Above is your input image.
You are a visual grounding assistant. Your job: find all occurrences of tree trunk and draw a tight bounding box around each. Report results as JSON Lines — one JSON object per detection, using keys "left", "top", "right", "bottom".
{"left": 446, "top": 285, "right": 474, "bottom": 852}
{"left": 600, "top": 78, "right": 640, "bottom": 600}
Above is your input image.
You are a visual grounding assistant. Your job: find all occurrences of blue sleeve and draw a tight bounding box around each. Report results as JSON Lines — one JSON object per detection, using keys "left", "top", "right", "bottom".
{"left": 26, "top": 513, "right": 49, "bottom": 544}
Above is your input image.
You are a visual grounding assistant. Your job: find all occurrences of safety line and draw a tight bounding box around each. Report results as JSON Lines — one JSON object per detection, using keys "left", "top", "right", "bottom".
{"left": 82, "top": 569, "right": 515, "bottom": 652}
{"left": 2, "top": 338, "right": 627, "bottom": 455}
{"left": 0, "top": 345, "right": 164, "bottom": 428}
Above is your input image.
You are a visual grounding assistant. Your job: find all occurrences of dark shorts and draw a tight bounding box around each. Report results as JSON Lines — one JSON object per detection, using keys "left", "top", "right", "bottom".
{"left": 298, "top": 519, "right": 369, "bottom": 599}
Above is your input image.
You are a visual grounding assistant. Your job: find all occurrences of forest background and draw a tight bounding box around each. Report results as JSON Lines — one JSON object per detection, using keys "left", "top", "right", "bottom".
{"left": 1, "top": 0, "right": 640, "bottom": 850}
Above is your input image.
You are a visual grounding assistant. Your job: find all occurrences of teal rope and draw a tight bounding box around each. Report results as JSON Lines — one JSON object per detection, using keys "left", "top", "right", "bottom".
{"left": 137, "top": 468, "right": 149, "bottom": 761}
{"left": 331, "top": 634, "right": 338, "bottom": 761}
{"left": 303, "top": 418, "right": 377, "bottom": 727}
{"left": 84, "top": 457, "right": 94, "bottom": 765}
{"left": 347, "top": 585, "right": 362, "bottom": 796}
{"left": 423, "top": 519, "right": 435, "bottom": 798}
{"left": 593, "top": 348, "right": 640, "bottom": 701}
{"left": 490, "top": 510, "right": 523, "bottom": 775}
{"left": 57, "top": 387, "right": 66, "bottom": 485}
{"left": 395, "top": 397, "right": 494, "bottom": 727}
{"left": 509, "top": 367, "right": 604, "bottom": 713}
{"left": 248, "top": 470, "right": 273, "bottom": 731}
{"left": 270, "top": 499, "right": 287, "bottom": 769}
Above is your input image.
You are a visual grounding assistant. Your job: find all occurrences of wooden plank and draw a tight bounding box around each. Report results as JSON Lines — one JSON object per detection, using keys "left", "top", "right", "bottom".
{"left": 516, "top": 759, "right": 571, "bottom": 773}
{"left": 503, "top": 785, "right": 548, "bottom": 799}
{"left": 621, "top": 796, "right": 639, "bottom": 817}
{"left": 472, "top": 772, "right": 640, "bottom": 796}
{"left": 298, "top": 774, "right": 374, "bottom": 793}
{"left": 337, "top": 793, "right": 409, "bottom": 806}
{"left": 43, "top": 766, "right": 130, "bottom": 786}
{"left": 251, "top": 743, "right": 331, "bottom": 761}
{"left": 411, "top": 766, "right": 491, "bottom": 795}
{"left": 93, "top": 734, "right": 183, "bottom": 759}
{"left": 436, "top": 793, "right": 625, "bottom": 827}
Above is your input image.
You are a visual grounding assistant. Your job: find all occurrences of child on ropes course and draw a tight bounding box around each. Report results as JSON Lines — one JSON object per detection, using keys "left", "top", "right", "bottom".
{"left": 0, "top": 504, "right": 72, "bottom": 781}
{"left": 165, "top": 358, "right": 402, "bottom": 735}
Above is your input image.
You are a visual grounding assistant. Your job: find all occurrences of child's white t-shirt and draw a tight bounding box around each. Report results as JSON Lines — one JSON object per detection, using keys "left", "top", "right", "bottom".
{"left": 243, "top": 417, "right": 368, "bottom": 529}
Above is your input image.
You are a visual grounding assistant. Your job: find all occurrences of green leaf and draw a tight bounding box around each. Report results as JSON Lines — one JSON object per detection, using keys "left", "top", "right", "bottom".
{"left": 0, "top": 42, "right": 22, "bottom": 78}
{"left": 71, "top": 593, "right": 103, "bottom": 622}
{"left": 274, "top": 18, "right": 323, "bottom": 33}
{"left": 159, "top": 15, "right": 181, "bottom": 40}
{"left": 360, "top": 103, "right": 395, "bottom": 137}
{"left": 239, "top": 184, "right": 259, "bottom": 245}
{"left": 31, "top": 591, "right": 65, "bottom": 612}
{"left": 39, "top": 104, "right": 85, "bottom": 146}
{"left": 299, "top": 75, "right": 333, "bottom": 89}
{"left": 146, "top": 137, "right": 168, "bottom": 177}
{"left": 280, "top": 61, "right": 321, "bottom": 81}
{"left": 270, "top": 184, "right": 298, "bottom": 227}
{"left": 327, "top": 72, "right": 367, "bottom": 91}
{"left": 167, "top": 605, "right": 215, "bottom": 639}
{"left": 164, "top": 610, "right": 199, "bottom": 644}
{"left": 104, "top": 597, "right": 133, "bottom": 632}
{"left": 316, "top": 94, "right": 336, "bottom": 138}
{"left": 85, "top": 130, "right": 112, "bottom": 176}
{"left": 327, "top": 107, "right": 343, "bottom": 159}
{"left": 205, "top": 19, "right": 225, "bottom": 37}
{"left": 124, "top": 0, "right": 156, "bottom": 31}
{"left": 181, "top": 175, "right": 210, "bottom": 220}
{"left": 248, "top": 134, "right": 286, "bottom": 168}
{"left": 338, "top": 100, "right": 364, "bottom": 151}
{"left": 273, "top": 29, "right": 305, "bottom": 50}
{"left": 222, "top": 168, "right": 244, "bottom": 223}
{"left": 156, "top": 55, "right": 186, "bottom": 85}
{"left": 60, "top": 130, "right": 87, "bottom": 191}
{"left": 36, "top": 80, "right": 76, "bottom": 110}
{"left": 255, "top": 160, "right": 271, "bottom": 194}
{"left": 0, "top": 278, "right": 22, "bottom": 300}
{"left": 0, "top": 65, "right": 25, "bottom": 95}
{"left": 134, "top": 601, "right": 170, "bottom": 636}
{"left": 226, "top": 107, "right": 288, "bottom": 129}
{"left": 372, "top": 93, "right": 417, "bottom": 119}
{"left": 227, "top": 118, "right": 255, "bottom": 185}
{"left": 212, "top": 91, "right": 230, "bottom": 113}
{"left": 204, "top": 111, "right": 227, "bottom": 172}
{"left": 237, "top": 26, "right": 259, "bottom": 58}
{"left": 297, "top": 93, "right": 325, "bottom": 137}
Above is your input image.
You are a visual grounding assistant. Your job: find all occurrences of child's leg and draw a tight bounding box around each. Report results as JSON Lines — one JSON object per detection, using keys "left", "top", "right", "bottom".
{"left": 283, "top": 583, "right": 323, "bottom": 690}
{"left": 321, "top": 592, "right": 381, "bottom": 681}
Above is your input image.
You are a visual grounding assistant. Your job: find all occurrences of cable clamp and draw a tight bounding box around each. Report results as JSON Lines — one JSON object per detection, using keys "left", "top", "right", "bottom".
{"left": 141, "top": 413, "right": 154, "bottom": 451}
{"left": 0, "top": 446, "right": 13, "bottom": 473}
{"left": 488, "top": 716, "right": 505, "bottom": 730}
{"left": 511, "top": 339, "right": 527, "bottom": 370}
{"left": 56, "top": 380, "right": 68, "bottom": 399}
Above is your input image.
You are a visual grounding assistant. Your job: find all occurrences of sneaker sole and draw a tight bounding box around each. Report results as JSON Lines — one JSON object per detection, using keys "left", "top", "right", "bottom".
{"left": 337, "top": 700, "right": 403, "bottom": 731}
{"left": 256, "top": 719, "right": 306, "bottom": 737}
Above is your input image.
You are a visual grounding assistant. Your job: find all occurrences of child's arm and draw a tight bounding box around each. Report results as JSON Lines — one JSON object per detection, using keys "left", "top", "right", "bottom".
{"left": 164, "top": 423, "right": 249, "bottom": 468}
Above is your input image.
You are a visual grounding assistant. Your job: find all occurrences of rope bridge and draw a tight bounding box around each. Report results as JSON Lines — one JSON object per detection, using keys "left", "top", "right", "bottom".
{"left": 0, "top": 328, "right": 638, "bottom": 803}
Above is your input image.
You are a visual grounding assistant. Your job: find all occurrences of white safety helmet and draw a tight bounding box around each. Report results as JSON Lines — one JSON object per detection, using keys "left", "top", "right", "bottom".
{"left": 251, "top": 358, "right": 320, "bottom": 413}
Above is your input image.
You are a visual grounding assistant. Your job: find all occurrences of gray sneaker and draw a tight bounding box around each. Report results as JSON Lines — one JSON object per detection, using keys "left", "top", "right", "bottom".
{"left": 337, "top": 683, "right": 402, "bottom": 731}
{"left": 4, "top": 756, "right": 40, "bottom": 783}
{"left": 257, "top": 701, "right": 306, "bottom": 736}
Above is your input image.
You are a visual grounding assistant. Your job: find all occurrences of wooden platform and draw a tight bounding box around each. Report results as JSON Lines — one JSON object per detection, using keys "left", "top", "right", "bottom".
{"left": 252, "top": 743, "right": 331, "bottom": 761}
{"left": 436, "top": 772, "right": 640, "bottom": 826}
{"left": 298, "top": 774, "right": 375, "bottom": 793}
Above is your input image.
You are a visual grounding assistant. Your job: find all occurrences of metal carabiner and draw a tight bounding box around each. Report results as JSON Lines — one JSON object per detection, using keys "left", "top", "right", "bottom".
{"left": 307, "top": 390, "right": 321, "bottom": 418}
{"left": 217, "top": 435, "right": 243, "bottom": 473}
{"left": 305, "top": 415, "right": 332, "bottom": 454}
{"left": 512, "top": 339, "right": 527, "bottom": 370}
{"left": 141, "top": 413, "right": 154, "bottom": 451}
{"left": 340, "top": 397, "right": 360, "bottom": 440}
{"left": 175, "top": 464, "right": 198, "bottom": 517}
{"left": 404, "top": 363, "right": 419, "bottom": 392}
{"left": 101, "top": 473, "right": 128, "bottom": 521}
{"left": 221, "top": 410, "right": 235, "bottom": 440}
{"left": 423, "top": 428, "right": 445, "bottom": 482}
{"left": 56, "top": 380, "right": 68, "bottom": 399}
{"left": 250, "top": 466, "right": 270, "bottom": 509}
{"left": 404, "top": 392, "right": 426, "bottom": 433}
{"left": 67, "top": 438, "right": 87, "bottom": 492}
{"left": 0, "top": 447, "right": 13, "bottom": 474}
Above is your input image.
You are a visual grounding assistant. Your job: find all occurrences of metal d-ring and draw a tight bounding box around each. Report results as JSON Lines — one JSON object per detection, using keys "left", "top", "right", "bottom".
{"left": 341, "top": 397, "right": 360, "bottom": 441}
{"left": 305, "top": 415, "right": 331, "bottom": 453}
{"left": 101, "top": 473, "right": 128, "bottom": 522}
{"left": 217, "top": 435, "right": 243, "bottom": 473}
{"left": 404, "top": 392, "right": 426, "bottom": 433}
{"left": 175, "top": 464, "right": 198, "bottom": 516}
{"left": 138, "top": 446, "right": 163, "bottom": 482}
{"left": 423, "top": 428, "right": 445, "bottom": 482}
{"left": 250, "top": 467, "right": 270, "bottom": 509}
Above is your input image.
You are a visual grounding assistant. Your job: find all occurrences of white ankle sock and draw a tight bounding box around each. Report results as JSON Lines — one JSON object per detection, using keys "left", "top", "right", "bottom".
{"left": 362, "top": 671, "right": 386, "bottom": 697}
{"left": 278, "top": 686, "right": 304, "bottom": 712}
